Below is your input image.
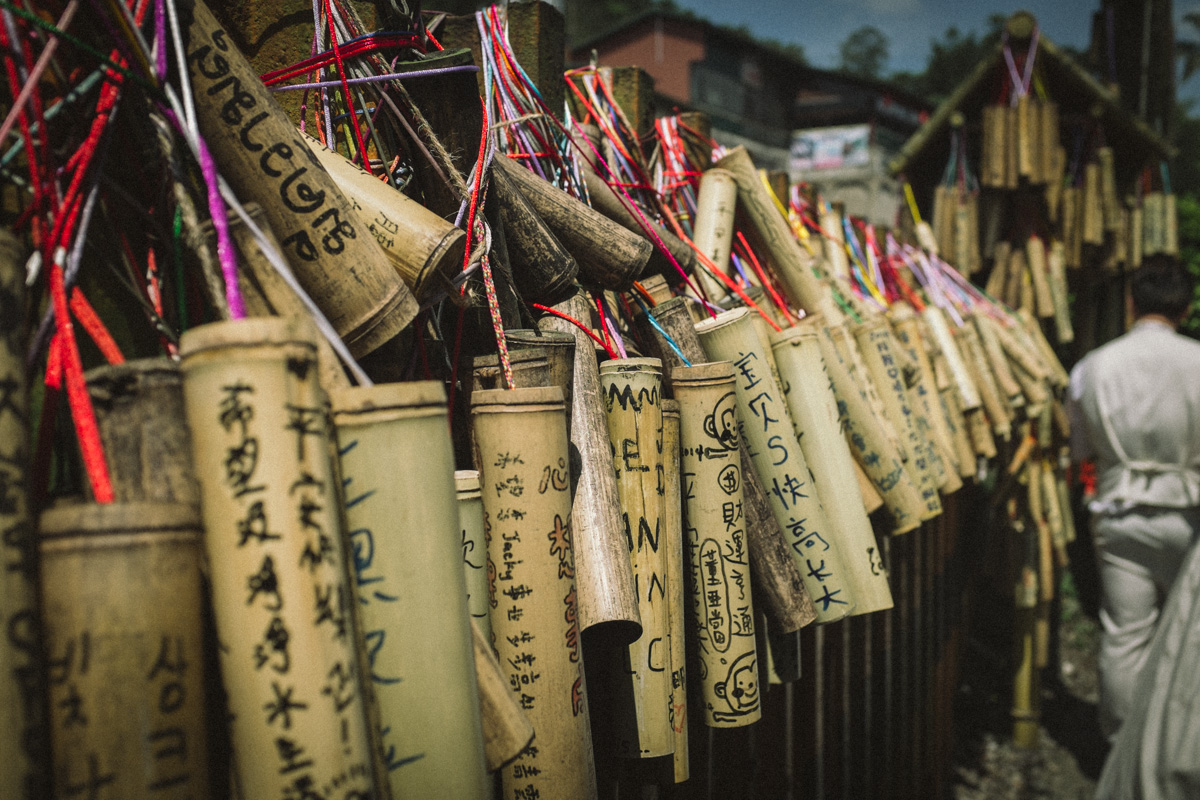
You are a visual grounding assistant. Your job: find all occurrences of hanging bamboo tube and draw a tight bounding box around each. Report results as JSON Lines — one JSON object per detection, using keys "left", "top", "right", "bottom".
{"left": 1003, "top": 104, "right": 1019, "bottom": 189}
{"left": 691, "top": 168, "right": 739, "bottom": 302}
{"left": 505, "top": 330, "right": 576, "bottom": 438}
{"left": 821, "top": 203, "right": 852, "bottom": 281}
{"left": 1082, "top": 163, "right": 1104, "bottom": 246}
{"left": 537, "top": 295, "right": 641, "bottom": 642}
{"left": 1016, "top": 310, "right": 1070, "bottom": 388}
{"left": 1046, "top": 241, "right": 1075, "bottom": 343}
{"left": 491, "top": 166, "right": 581, "bottom": 305}
{"left": 631, "top": 297, "right": 816, "bottom": 632}
{"left": 967, "top": 191, "right": 982, "bottom": 274}
{"left": 954, "top": 195, "right": 974, "bottom": 275}
{"left": 1061, "top": 187, "right": 1080, "bottom": 268}
{"left": 304, "top": 135, "right": 469, "bottom": 303}
{"left": 935, "top": 354, "right": 980, "bottom": 477}
{"left": 972, "top": 314, "right": 1023, "bottom": 404}
{"left": 1003, "top": 247, "right": 1026, "bottom": 310}
{"left": 1026, "top": 236, "right": 1055, "bottom": 320}
{"left": 1046, "top": 145, "right": 1065, "bottom": 223}
{"left": 1128, "top": 199, "right": 1144, "bottom": 268}
{"left": 816, "top": 325, "right": 926, "bottom": 534}
{"left": 1114, "top": 207, "right": 1129, "bottom": 267}
{"left": 470, "top": 619, "right": 536, "bottom": 772}
{"left": 1040, "top": 102, "right": 1059, "bottom": 183}
{"left": 932, "top": 185, "right": 952, "bottom": 260}
{"left": 985, "top": 240, "right": 1011, "bottom": 300}
{"left": 826, "top": 321, "right": 907, "bottom": 462}
{"left": 1097, "top": 147, "right": 1119, "bottom": 233}
{"left": 0, "top": 229, "right": 45, "bottom": 800}
{"left": 495, "top": 156, "right": 651, "bottom": 290}
{"left": 660, "top": 401, "right": 690, "bottom": 782}
{"left": 40, "top": 503, "right": 212, "bottom": 799}
{"left": 673, "top": 362, "right": 763, "bottom": 726}
{"left": 1143, "top": 192, "right": 1165, "bottom": 256}
{"left": 597, "top": 359, "right": 674, "bottom": 759}
{"left": 181, "top": 0, "right": 416, "bottom": 358}
{"left": 1016, "top": 96, "right": 1035, "bottom": 180}
{"left": 957, "top": 324, "right": 1012, "bottom": 442}
{"left": 921, "top": 306, "right": 981, "bottom": 412}
{"left": 697, "top": 309, "right": 857, "bottom": 621}
{"left": 981, "top": 106, "right": 1006, "bottom": 188}
{"left": 1012, "top": 604, "right": 1040, "bottom": 747}
{"left": 458, "top": 471, "right": 493, "bottom": 645}
{"left": 1165, "top": 193, "right": 1179, "bottom": 256}
{"left": 179, "top": 317, "right": 377, "bottom": 799}
{"left": 853, "top": 317, "right": 943, "bottom": 520}
{"left": 331, "top": 383, "right": 489, "bottom": 798}
{"left": 771, "top": 322, "right": 894, "bottom": 614}
{"left": 471, "top": 386, "right": 597, "bottom": 798}
{"left": 715, "top": 147, "right": 838, "bottom": 318}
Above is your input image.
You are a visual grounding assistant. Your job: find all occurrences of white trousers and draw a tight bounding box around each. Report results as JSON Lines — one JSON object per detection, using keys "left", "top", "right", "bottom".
{"left": 1094, "top": 507, "right": 1200, "bottom": 739}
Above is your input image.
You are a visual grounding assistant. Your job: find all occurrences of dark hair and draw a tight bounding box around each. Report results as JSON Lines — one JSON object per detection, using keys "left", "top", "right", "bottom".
{"left": 1132, "top": 257, "right": 1193, "bottom": 320}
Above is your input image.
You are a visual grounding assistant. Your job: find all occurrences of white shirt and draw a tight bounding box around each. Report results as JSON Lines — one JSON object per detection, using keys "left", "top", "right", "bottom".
{"left": 1068, "top": 319, "right": 1200, "bottom": 513}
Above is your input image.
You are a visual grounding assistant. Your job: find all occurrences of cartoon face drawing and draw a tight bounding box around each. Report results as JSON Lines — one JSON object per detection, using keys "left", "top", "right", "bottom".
{"left": 712, "top": 651, "right": 759, "bottom": 721}
{"left": 702, "top": 391, "right": 740, "bottom": 453}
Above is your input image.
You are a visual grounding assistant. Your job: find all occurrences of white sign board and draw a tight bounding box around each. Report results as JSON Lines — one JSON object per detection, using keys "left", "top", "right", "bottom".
{"left": 789, "top": 125, "right": 871, "bottom": 172}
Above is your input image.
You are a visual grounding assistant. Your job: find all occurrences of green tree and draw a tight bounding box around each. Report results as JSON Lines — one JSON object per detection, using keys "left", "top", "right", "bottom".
{"left": 839, "top": 26, "right": 889, "bottom": 79}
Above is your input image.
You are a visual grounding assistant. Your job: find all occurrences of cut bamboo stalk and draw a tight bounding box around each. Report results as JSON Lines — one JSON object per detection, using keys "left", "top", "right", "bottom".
{"left": 469, "top": 619, "right": 535, "bottom": 772}
{"left": 332, "top": 383, "right": 489, "bottom": 798}
{"left": 1129, "top": 200, "right": 1144, "bottom": 268}
{"left": 973, "top": 314, "right": 1023, "bottom": 404}
{"left": 660, "top": 401, "right": 690, "bottom": 781}
{"left": 471, "top": 386, "right": 598, "bottom": 798}
{"left": 921, "top": 306, "right": 981, "bottom": 411}
{"left": 1082, "top": 163, "right": 1104, "bottom": 246}
{"left": 1016, "top": 96, "right": 1035, "bottom": 180}
{"left": 40, "top": 503, "right": 212, "bottom": 799}
{"left": 1039, "top": 102, "right": 1059, "bottom": 184}
{"left": 957, "top": 325, "right": 1012, "bottom": 441}
{"left": 1098, "top": 147, "right": 1119, "bottom": 233}
{"left": 598, "top": 359, "right": 674, "bottom": 758}
{"left": 771, "top": 322, "right": 895, "bottom": 614}
{"left": 698, "top": 309, "right": 856, "bottom": 620}
{"left": 1026, "top": 236, "right": 1055, "bottom": 320}
{"left": 822, "top": 203, "right": 852, "bottom": 281}
{"left": 674, "top": 363, "right": 764, "bottom": 726}
{"left": 491, "top": 165, "right": 580, "bottom": 305}
{"left": 935, "top": 354, "right": 979, "bottom": 478}
{"left": 691, "top": 168, "right": 739, "bottom": 302}
{"left": 1046, "top": 241, "right": 1075, "bottom": 344}
{"left": 1046, "top": 145, "right": 1065, "bottom": 223}
{"left": 981, "top": 105, "right": 1006, "bottom": 188}
{"left": 1004, "top": 104, "right": 1019, "bottom": 189}
{"left": 538, "top": 295, "right": 642, "bottom": 642}
{"left": 1004, "top": 247, "right": 1027, "bottom": 310}
{"left": 985, "top": 240, "right": 1011, "bottom": 300}
{"left": 1061, "top": 187, "right": 1080, "bottom": 268}
{"left": 581, "top": 170, "right": 700, "bottom": 281}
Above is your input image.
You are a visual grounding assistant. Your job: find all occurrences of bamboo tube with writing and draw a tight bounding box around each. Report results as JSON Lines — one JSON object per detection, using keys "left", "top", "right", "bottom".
{"left": 691, "top": 168, "right": 738, "bottom": 302}
{"left": 0, "top": 229, "right": 44, "bottom": 800}
{"left": 180, "top": 317, "right": 377, "bottom": 799}
{"left": 537, "top": 295, "right": 641, "bottom": 642}
{"left": 630, "top": 297, "right": 816, "bottom": 632}
{"left": 1026, "top": 236, "right": 1055, "bottom": 320}
{"left": 921, "top": 306, "right": 981, "bottom": 412}
{"left": 698, "top": 310, "right": 857, "bottom": 620}
{"left": 472, "top": 386, "right": 597, "bottom": 799}
{"left": 817, "top": 325, "right": 925, "bottom": 534}
{"left": 331, "top": 383, "right": 489, "bottom": 798}
{"left": 957, "top": 325, "right": 1011, "bottom": 441}
{"left": 715, "top": 147, "right": 837, "bottom": 318}
{"left": 1046, "top": 241, "right": 1074, "bottom": 344}
{"left": 972, "top": 314, "right": 1023, "bottom": 404}
{"left": 181, "top": 0, "right": 416, "bottom": 358}
{"left": 598, "top": 358, "right": 674, "bottom": 758}
{"left": 954, "top": 197, "right": 973, "bottom": 275}
{"left": 458, "top": 471, "right": 493, "bottom": 645}
{"left": 1016, "top": 310, "right": 1070, "bottom": 388}
{"left": 41, "top": 503, "right": 212, "bottom": 799}
{"left": 826, "top": 321, "right": 907, "bottom": 462}
{"left": 853, "top": 318, "right": 943, "bottom": 520}
{"left": 470, "top": 619, "right": 535, "bottom": 772}
{"left": 771, "top": 323, "right": 894, "bottom": 613}
{"left": 660, "top": 401, "right": 690, "bottom": 781}
{"left": 932, "top": 185, "right": 951, "bottom": 260}
{"left": 673, "top": 363, "right": 763, "bottom": 726}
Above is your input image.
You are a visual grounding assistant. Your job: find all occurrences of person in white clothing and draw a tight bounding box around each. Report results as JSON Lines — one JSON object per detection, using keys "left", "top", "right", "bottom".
{"left": 1067, "top": 258, "right": 1200, "bottom": 741}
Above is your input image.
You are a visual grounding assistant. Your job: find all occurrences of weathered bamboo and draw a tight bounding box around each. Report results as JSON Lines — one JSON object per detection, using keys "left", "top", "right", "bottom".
{"left": 505, "top": 329, "right": 576, "bottom": 431}
{"left": 1046, "top": 145, "right": 1065, "bottom": 223}
{"left": 673, "top": 362, "right": 763, "bottom": 727}
{"left": 1046, "top": 241, "right": 1075, "bottom": 343}
{"left": 715, "top": 147, "right": 837, "bottom": 318}
{"left": 1166, "top": 193, "right": 1179, "bottom": 256}
{"left": 580, "top": 170, "right": 700, "bottom": 280}
{"left": 1129, "top": 200, "right": 1144, "bottom": 268}
{"left": 496, "top": 156, "right": 651, "bottom": 290}
{"left": 1082, "top": 163, "right": 1104, "bottom": 246}
{"left": 936, "top": 354, "right": 979, "bottom": 477}
{"left": 470, "top": 619, "right": 535, "bottom": 772}
{"left": 1003, "top": 104, "right": 1019, "bottom": 189}
{"left": 1143, "top": 192, "right": 1165, "bottom": 256}
{"left": 691, "top": 168, "right": 739, "bottom": 301}
{"left": 598, "top": 358, "right": 674, "bottom": 758}
{"left": 179, "top": 317, "right": 377, "bottom": 799}
{"left": 471, "top": 386, "right": 597, "bottom": 799}
{"left": 472, "top": 348, "right": 552, "bottom": 393}
{"left": 457, "top": 471, "right": 493, "bottom": 644}
{"left": 631, "top": 296, "right": 816, "bottom": 632}
{"left": 921, "top": 306, "right": 981, "bottom": 412}
{"left": 304, "top": 136, "right": 468, "bottom": 303}
{"left": 957, "top": 324, "right": 1012, "bottom": 441}
{"left": 1025, "top": 236, "right": 1054, "bottom": 320}
{"left": 660, "top": 400, "right": 690, "bottom": 782}
{"left": 537, "top": 295, "right": 641, "bottom": 642}
{"left": 698, "top": 309, "right": 856, "bottom": 621}
{"left": 0, "top": 229, "right": 42, "bottom": 800}
{"left": 1016, "top": 96, "right": 1035, "bottom": 180}
{"left": 491, "top": 165, "right": 580, "bottom": 305}
{"left": 181, "top": 0, "right": 417, "bottom": 357}
{"left": 40, "top": 503, "right": 212, "bottom": 799}
{"left": 1004, "top": 247, "right": 1027, "bottom": 311}
{"left": 981, "top": 105, "right": 1006, "bottom": 188}
{"left": 771, "top": 322, "right": 894, "bottom": 613}
{"left": 1040, "top": 102, "right": 1059, "bottom": 184}
{"left": 1061, "top": 187, "right": 1080, "bottom": 268}
{"left": 972, "top": 314, "right": 1023, "bottom": 403}
{"left": 331, "top": 383, "right": 489, "bottom": 798}
{"left": 984, "top": 240, "right": 1011, "bottom": 300}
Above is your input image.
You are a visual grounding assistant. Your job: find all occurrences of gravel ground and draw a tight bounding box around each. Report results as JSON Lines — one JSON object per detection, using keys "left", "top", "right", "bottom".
{"left": 952, "top": 570, "right": 1108, "bottom": 800}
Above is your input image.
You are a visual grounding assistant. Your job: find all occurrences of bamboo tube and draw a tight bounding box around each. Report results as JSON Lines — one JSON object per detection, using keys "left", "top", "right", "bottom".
{"left": 958, "top": 325, "right": 1011, "bottom": 441}
{"left": 985, "top": 240, "right": 1011, "bottom": 300}
{"left": 967, "top": 192, "right": 982, "bottom": 274}
{"left": 1098, "top": 147, "right": 1119, "bottom": 233}
{"left": 714, "top": 147, "right": 837, "bottom": 318}
{"left": 821, "top": 202, "right": 852, "bottom": 280}
{"left": 331, "top": 383, "right": 489, "bottom": 798}
{"left": 86, "top": 359, "right": 202, "bottom": 506}
{"left": 491, "top": 166, "right": 580, "bottom": 305}
{"left": 473, "top": 349, "right": 552, "bottom": 392}
{"left": 1016, "top": 96, "right": 1035, "bottom": 180}
{"left": 0, "top": 229, "right": 42, "bottom": 800}
{"left": 471, "top": 386, "right": 597, "bottom": 798}
{"left": 40, "top": 503, "right": 211, "bottom": 799}
{"left": 457, "top": 471, "right": 493, "bottom": 644}
{"left": 1016, "top": 310, "right": 1070, "bottom": 388}
{"left": 1041, "top": 458, "right": 1067, "bottom": 562}
{"left": 1143, "top": 192, "right": 1165, "bottom": 257}
{"left": 630, "top": 297, "right": 816, "bottom": 632}
{"left": 1114, "top": 207, "right": 1129, "bottom": 266}
{"left": 991, "top": 318, "right": 1051, "bottom": 384}
{"left": 972, "top": 314, "right": 1023, "bottom": 404}
{"left": 1046, "top": 241, "right": 1075, "bottom": 343}
{"left": 660, "top": 401, "right": 690, "bottom": 781}
{"left": 853, "top": 318, "right": 943, "bottom": 520}
{"left": 1012, "top": 606, "right": 1040, "bottom": 747}
{"left": 1129, "top": 200, "right": 1144, "bottom": 268}
{"left": 580, "top": 171, "right": 700, "bottom": 281}
{"left": 1003, "top": 247, "right": 1026, "bottom": 310}
{"left": 981, "top": 106, "right": 1006, "bottom": 188}
{"left": 827, "top": 321, "right": 907, "bottom": 462}
{"left": 1026, "top": 236, "right": 1055, "bottom": 320}
{"left": 964, "top": 407, "right": 997, "bottom": 460}
{"left": 1061, "top": 187, "right": 1080, "bottom": 268}
{"left": 673, "top": 363, "right": 763, "bottom": 725}
{"left": 1046, "top": 146, "right": 1064, "bottom": 223}
{"left": 1166, "top": 194, "right": 1179, "bottom": 256}
{"left": 210, "top": 203, "right": 348, "bottom": 389}
{"left": 771, "top": 323, "right": 894, "bottom": 614}
{"left": 691, "top": 168, "right": 739, "bottom": 302}
{"left": 495, "top": 156, "right": 651, "bottom": 290}
{"left": 304, "top": 135, "right": 468, "bottom": 302}
{"left": 698, "top": 310, "right": 857, "bottom": 620}
{"left": 1040, "top": 102, "right": 1059, "bottom": 184}
{"left": 470, "top": 619, "right": 536, "bottom": 772}
{"left": 1003, "top": 104, "right": 1019, "bottom": 189}
{"left": 636, "top": 274, "right": 674, "bottom": 305}
{"left": 1082, "top": 163, "right": 1104, "bottom": 246}
{"left": 537, "top": 295, "right": 641, "bottom": 642}
{"left": 1056, "top": 450, "right": 1078, "bottom": 545}
{"left": 954, "top": 197, "right": 973, "bottom": 275}
{"left": 505, "top": 330, "right": 576, "bottom": 439}
{"left": 855, "top": 460, "right": 886, "bottom": 512}
{"left": 182, "top": 0, "right": 416, "bottom": 358}
{"left": 1011, "top": 362, "right": 1051, "bottom": 417}
{"left": 921, "top": 306, "right": 980, "bottom": 411}
{"left": 932, "top": 185, "right": 951, "bottom": 260}
{"left": 597, "top": 359, "right": 674, "bottom": 759}
{"left": 179, "top": 317, "right": 376, "bottom": 799}
{"left": 936, "top": 355, "right": 979, "bottom": 478}
{"left": 1018, "top": 264, "right": 1035, "bottom": 316}
{"left": 817, "top": 326, "right": 925, "bottom": 534}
